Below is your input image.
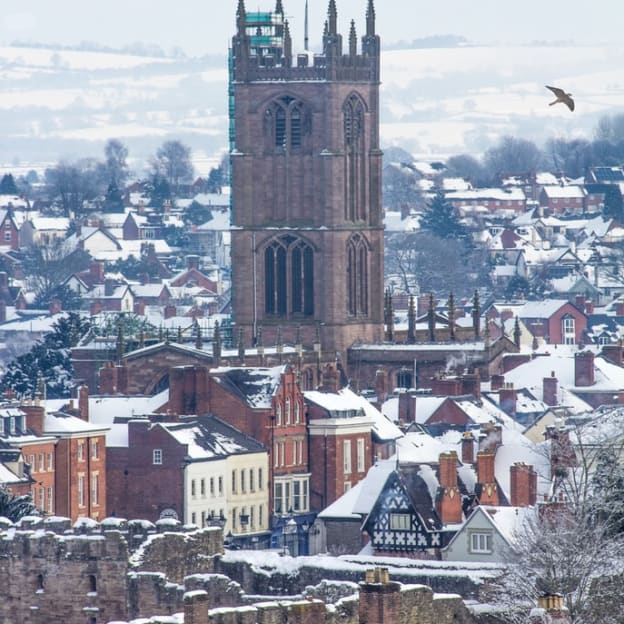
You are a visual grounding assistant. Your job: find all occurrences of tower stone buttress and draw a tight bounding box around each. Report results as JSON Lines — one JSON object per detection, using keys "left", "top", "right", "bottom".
{"left": 230, "top": 1, "right": 384, "bottom": 357}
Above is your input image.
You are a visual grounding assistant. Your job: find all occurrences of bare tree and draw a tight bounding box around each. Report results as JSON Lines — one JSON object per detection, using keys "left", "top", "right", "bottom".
{"left": 483, "top": 136, "right": 545, "bottom": 182}
{"left": 151, "top": 140, "right": 194, "bottom": 196}
{"left": 22, "top": 239, "right": 91, "bottom": 307}
{"left": 493, "top": 415, "right": 624, "bottom": 624}
{"left": 44, "top": 158, "right": 104, "bottom": 216}
{"left": 104, "top": 138, "right": 130, "bottom": 188}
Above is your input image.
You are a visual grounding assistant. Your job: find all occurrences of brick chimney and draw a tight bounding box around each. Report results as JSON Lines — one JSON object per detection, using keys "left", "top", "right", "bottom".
{"left": 602, "top": 343, "right": 623, "bottom": 366}
{"left": 397, "top": 390, "right": 416, "bottom": 426}
{"left": 359, "top": 568, "right": 401, "bottom": 624}
{"left": 21, "top": 401, "right": 45, "bottom": 435}
{"left": 375, "top": 369, "right": 388, "bottom": 406}
{"left": 490, "top": 374, "right": 505, "bottom": 391}
{"left": 574, "top": 350, "right": 594, "bottom": 387}
{"left": 90, "top": 262, "right": 105, "bottom": 283}
{"left": 436, "top": 451, "right": 462, "bottom": 524}
{"left": 574, "top": 294, "right": 585, "bottom": 310}
{"left": 616, "top": 302, "right": 624, "bottom": 317}
{"left": 183, "top": 590, "right": 209, "bottom": 624}
{"left": 499, "top": 383, "right": 517, "bottom": 417}
{"left": 186, "top": 255, "right": 200, "bottom": 270}
{"left": 164, "top": 304, "right": 177, "bottom": 319}
{"left": 431, "top": 377, "right": 463, "bottom": 396}
{"left": 476, "top": 451, "right": 499, "bottom": 505}
{"left": 461, "top": 370, "right": 480, "bottom": 400}
{"left": 584, "top": 301, "right": 594, "bottom": 314}
{"left": 510, "top": 462, "right": 537, "bottom": 506}
{"left": 539, "top": 372, "right": 556, "bottom": 407}
{"left": 98, "top": 362, "right": 118, "bottom": 394}
{"left": 321, "top": 365, "right": 340, "bottom": 394}
{"left": 461, "top": 431, "right": 476, "bottom": 464}
{"left": 78, "top": 384, "right": 89, "bottom": 421}
{"left": 104, "top": 278, "right": 117, "bottom": 297}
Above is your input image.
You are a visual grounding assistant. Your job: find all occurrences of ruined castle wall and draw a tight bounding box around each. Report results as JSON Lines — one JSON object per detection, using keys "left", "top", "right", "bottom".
{"left": 132, "top": 525, "right": 223, "bottom": 583}
{"left": 0, "top": 528, "right": 129, "bottom": 624}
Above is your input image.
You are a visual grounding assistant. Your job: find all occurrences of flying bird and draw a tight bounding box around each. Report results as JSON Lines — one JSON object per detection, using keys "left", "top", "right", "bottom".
{"left": 546, "top": 85, "right": 574, "bottom": 111}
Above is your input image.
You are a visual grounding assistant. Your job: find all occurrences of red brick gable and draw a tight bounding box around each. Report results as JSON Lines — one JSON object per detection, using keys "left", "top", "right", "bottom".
{"left": 426, "top": 398, "right": 472, "bottom": 426}
{"left": 170, "top": 268, "right": 217, "bottom": 292}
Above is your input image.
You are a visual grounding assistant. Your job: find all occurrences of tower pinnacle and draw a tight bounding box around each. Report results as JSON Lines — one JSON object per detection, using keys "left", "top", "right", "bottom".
{"left": 349, "top": 20, "right": 357, "bottom": 56}
{"left": 366, "top": 0, "right": 376, "bottom": 36}
{"left": 327, "top": 0, "right": 337, "bottom": 35}
{"left": 236, "top": 0, "right": 247, "bottom": 35}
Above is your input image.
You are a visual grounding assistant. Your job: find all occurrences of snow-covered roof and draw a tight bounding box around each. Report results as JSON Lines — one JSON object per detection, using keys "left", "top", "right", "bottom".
{"left": 44, "top": 411, "right": 109, "bottom": 435}
{"left": 504, "top": 348, "right": 624, "bottom": 395}
{"left": 211, "top": 366, "right": 285, "bottom": 409}
{"left": 541, "top": 185, "right": 585, "bottom": 199}
{"left": 446, "top": 188, "right": 526, "bottom": 202}
{"left": 195, "top": 210, "right": 231, "bottom": 231}
{"left": 517, "top": 299, "right": 572, "bottom": 318}
{"left": 161, "top": 417, "right": 266, "bottom": 460}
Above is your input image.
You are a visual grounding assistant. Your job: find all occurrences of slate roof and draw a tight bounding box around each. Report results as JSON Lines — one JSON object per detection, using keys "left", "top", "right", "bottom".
{"left": 211, "top": 366, "right": 285, "bottom": 409}
{"left": 162, "top": 415, "right": 267, "bottom": 461}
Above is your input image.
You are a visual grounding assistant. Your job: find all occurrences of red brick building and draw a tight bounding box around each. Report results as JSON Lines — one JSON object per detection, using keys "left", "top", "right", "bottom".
{"left": 167, "top": 363, "right": 310, "bottom": 519}
{"left": 43, "top": 402, "right": 108, "bottom": 522}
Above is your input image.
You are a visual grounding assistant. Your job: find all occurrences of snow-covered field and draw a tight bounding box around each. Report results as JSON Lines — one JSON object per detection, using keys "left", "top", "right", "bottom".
{"left": 1, "top": 42, "right": 624, "bottom": 175}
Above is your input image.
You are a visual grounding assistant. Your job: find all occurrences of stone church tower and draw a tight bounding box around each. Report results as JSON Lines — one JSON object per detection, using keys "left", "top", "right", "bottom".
{"left": 230, "top": 0, "right": 384, "bottom": 357}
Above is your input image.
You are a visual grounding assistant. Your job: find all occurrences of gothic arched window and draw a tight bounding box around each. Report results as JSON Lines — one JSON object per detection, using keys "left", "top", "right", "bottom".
{"left": 347, "top": 233, "right": 370, "bottom": 317}
{"left": 265, "top": 235, "right": 314, "bottom": 317}
{"left": 343, "top": 93, "right": 367, "bottom": 221}
{"left": 265, "top": 96, "right": 308, "bottom": 149}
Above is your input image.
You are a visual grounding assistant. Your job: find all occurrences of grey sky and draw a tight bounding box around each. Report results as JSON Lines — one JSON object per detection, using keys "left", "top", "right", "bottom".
{"left": 1, "top": 0, "right": 622, "bottom": 57}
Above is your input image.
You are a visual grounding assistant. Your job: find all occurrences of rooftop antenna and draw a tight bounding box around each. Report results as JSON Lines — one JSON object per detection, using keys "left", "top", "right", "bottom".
{"left": 304, "top": 0, "right": 309, "bottom": 51}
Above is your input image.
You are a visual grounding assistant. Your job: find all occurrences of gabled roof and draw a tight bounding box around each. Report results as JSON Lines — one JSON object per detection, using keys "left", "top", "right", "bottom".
{"left": 444, "top": 504, "right": 536, "bottom": 551}
{"left": 362, "top": 468, "right": 444, "bottom": 535}
{"left": 517, "top": 299, "right": 580, "bottom": 319}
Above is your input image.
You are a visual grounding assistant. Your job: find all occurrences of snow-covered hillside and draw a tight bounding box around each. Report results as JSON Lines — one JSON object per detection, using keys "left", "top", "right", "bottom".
{"left": 1, "top": 42, "right": 624, "bottom": 174}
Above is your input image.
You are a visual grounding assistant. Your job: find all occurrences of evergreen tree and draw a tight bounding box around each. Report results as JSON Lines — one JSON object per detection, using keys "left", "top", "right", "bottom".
{"left": 147, "top": 174, "right": 172, "bottom": 209}
{"left": 0, "top": 313, "right": 91, "bottom": 399}
{"left": 103, "top": 181, "right": 125, "bottom": 213}
{"left": 0, "top": 486, "right": 38, "bottom": 521}
{"left": 0, "top": 173, "right": 18, "bottom": 195}
{"left": 419, "top": 190, "right": 468, "bottom": 241}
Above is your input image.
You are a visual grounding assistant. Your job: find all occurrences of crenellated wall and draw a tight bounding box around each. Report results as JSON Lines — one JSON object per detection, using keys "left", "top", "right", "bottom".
{"left": 0, "top": 516, "right": 223, "bottom": 624}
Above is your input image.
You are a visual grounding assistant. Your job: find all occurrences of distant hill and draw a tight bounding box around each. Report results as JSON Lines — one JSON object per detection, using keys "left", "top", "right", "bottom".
{"left": 1, "top": 41, "right": 623, "bottom": 175}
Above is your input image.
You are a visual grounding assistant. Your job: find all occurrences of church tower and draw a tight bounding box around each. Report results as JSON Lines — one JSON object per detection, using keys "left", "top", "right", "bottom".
{"left": 230, "top": 0, "right": 384, "bottom": 356}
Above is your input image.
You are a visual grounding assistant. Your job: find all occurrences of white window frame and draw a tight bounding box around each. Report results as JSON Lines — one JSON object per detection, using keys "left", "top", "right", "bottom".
{"left": 357, "top": 438, "right": 365, "bottom": 472}
{"left": 78, "top": 475, "right": 85, "bottom": 507}
{"left": 343, "top": 440, "right": 352, "bottom": 474}
{"left": 470, "top": 531, "right": 493, "bottom": 553}
{"left": 92, "top": 473, "right": 99, "bottom": 506}
{"left": 152, "top": 448, "right": 163, "bottom": 465}
{"left": 562, "top": 316, "right": 575, "bottom": 345}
